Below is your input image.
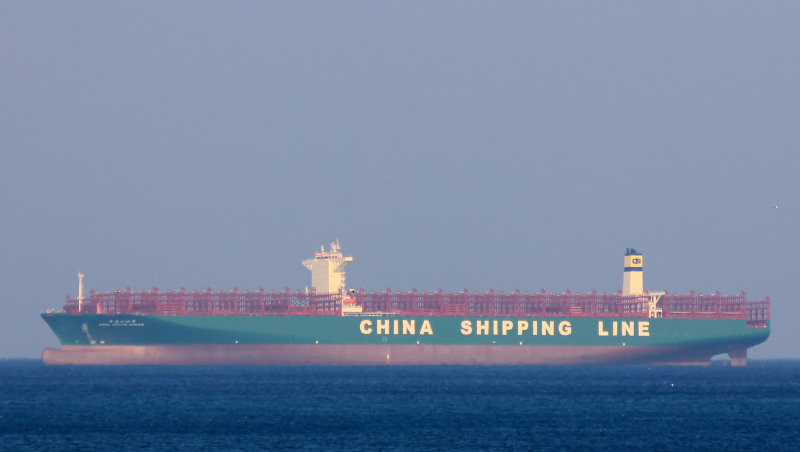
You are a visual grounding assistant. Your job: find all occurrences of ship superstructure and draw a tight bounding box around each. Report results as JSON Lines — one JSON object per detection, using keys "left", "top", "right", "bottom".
{"left": 302, "top": 240, "right": 353, "bottom": 296}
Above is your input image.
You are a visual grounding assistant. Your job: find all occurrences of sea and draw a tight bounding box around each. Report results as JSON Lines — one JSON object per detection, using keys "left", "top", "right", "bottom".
{"left": 1, "top": 360, "right": 798, "bottom": 451}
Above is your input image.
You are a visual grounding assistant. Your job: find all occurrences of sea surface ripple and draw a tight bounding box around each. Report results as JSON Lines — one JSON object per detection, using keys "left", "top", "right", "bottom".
{"left": 1, "top": 360, "right": 799, "bottom": 451}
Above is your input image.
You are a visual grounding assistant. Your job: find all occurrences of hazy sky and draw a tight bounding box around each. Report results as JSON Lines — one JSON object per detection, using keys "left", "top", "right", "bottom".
{"left": 2, "top": 2, "right": 798, "bottom": 359}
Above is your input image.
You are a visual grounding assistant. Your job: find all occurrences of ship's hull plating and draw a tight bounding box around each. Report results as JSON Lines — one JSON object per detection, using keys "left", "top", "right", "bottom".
{"left": 40, "top": 314, "right": 770, "bottom": 366}
{"left": 42, "top": 344, "right": 731, "bottom": 366}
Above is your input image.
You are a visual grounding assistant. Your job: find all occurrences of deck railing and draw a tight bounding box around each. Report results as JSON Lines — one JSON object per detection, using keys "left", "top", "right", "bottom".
{"left": 61, "top": 287, "right": 770, "bottom": 323}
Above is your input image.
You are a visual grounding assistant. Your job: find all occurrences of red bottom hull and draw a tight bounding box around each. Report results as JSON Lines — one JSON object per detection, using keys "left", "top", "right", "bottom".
{"left": 42, "top": 344, "right": 741, "bottom": 366}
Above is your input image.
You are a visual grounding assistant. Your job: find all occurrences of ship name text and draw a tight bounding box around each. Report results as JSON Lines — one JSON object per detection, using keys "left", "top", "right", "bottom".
{"left": 598, "top": 320, "right": 649, "bottom": 337}
{"left": 357, "top": 319, "right": 650, "bottom": 337}
{"left": 460, "top": 320, "right": 572, "bottom": 336}
{"left": 99, "top": 319, "right": 145, "bottom": 327}
{"left": 359, "top": 319, "right": 434, "bottom": 335}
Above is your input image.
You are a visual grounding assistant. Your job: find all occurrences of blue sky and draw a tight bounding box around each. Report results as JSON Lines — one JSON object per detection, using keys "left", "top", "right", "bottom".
{"left": 1, "top": 2, "right": 798, "bottom": 359}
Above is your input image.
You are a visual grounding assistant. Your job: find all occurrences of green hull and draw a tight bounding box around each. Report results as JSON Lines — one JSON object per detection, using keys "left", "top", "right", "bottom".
{"left": 41, "top": 313, "right": 770, "bottom": 366}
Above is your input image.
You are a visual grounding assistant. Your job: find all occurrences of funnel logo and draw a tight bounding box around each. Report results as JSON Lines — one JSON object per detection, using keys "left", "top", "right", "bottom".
{"left": 632, "top": 258, "right": 641, "bottom": 265}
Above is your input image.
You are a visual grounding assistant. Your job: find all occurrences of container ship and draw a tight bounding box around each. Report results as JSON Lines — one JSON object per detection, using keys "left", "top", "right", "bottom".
{"left": 41, "top": 243, "right": 770, "bottom": 366}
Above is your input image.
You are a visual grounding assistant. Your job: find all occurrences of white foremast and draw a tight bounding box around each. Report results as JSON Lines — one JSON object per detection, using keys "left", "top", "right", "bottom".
{"left": 77, "top": 272, "right": 85, "bottom": 313}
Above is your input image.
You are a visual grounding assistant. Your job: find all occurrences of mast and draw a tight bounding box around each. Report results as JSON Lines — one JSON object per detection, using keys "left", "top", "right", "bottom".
{"left": 77, "top": 272, "right": 85, "bottom": 313}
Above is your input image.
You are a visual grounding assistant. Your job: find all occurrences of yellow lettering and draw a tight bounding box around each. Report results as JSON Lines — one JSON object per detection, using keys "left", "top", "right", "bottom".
{"left": 517, "top": 320, "right": 529, "bottom": 336}
{"left": 542, "top": 321, "right": 554, "bottom": 336}
{"left": 638, "top": 321, "right": 650, "bottom": 337}
{"left": 558, "top": 321, "right": 572, "bottom": 336}
{"left": 532, "top": 320, "right": 538, "bottom": 336}
{"left": 393, "top": 319, "right": 399, "bottom": 335}
{"left": 598, "top": 321, "right": 609, "bottom": 336}
{"left": 359, "top": 320, "right": 373, "bottom": 335}
{"left": 501, "top": 320, "right": 513, "bottom": 335}
{"left": 403, "top": 319, "right": 416, "bottom": 335}
{"left": 460, "top": 320, "right": 472, "bottom": 335}
{"left": 493, "top": 320, "right": 498, "bottom": 335}
{"left": 612, "top": 321, "right": 618, "bottom": 336}
{"left": 420, "top": 320, "right": 433, "bottom": 335}
{"left": 621, "top": 321, "right": 634, "bottom": 337}
{"left": 476, "top": 320, "right": 489, "bottom": 335}
{"left": 377, "top": 319, "right": 390, "bottom": 335}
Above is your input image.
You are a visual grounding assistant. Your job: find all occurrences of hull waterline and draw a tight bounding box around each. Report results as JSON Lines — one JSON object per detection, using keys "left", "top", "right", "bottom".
{"left": 41, "top": 344, "right": 729, "bottom": 366}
